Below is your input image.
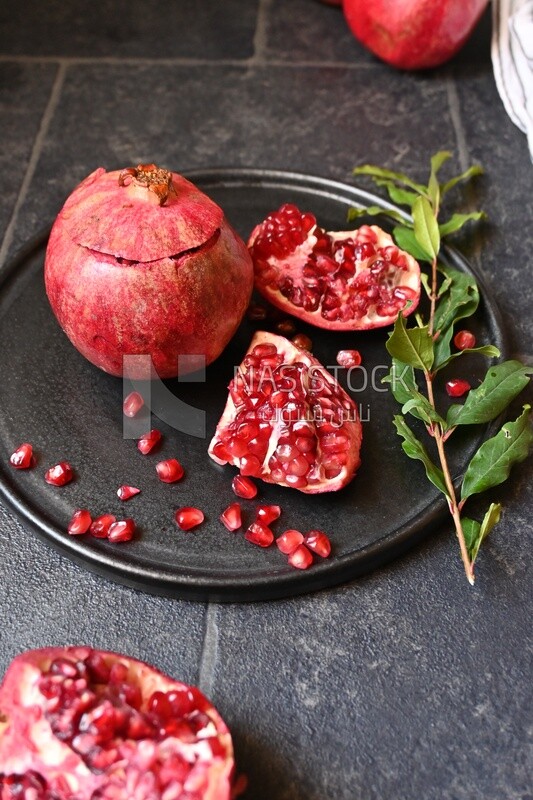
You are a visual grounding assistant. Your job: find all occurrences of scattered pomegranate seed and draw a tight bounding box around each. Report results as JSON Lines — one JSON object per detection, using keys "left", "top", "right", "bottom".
{"left": 67, "top": 509, "right": 92, "bottom": 536}
{"left": 44, "top": 461, "right": 74, "bottom": 486}
{"left": 232, "top": 474, "right": 257, "bottom": 499}
{"left": 276, "top": 529, "right": 304, "bottom": 554}
{"left": 220, "top": 502, "right": 242, "bottom": 531}
{"left": 336, "top": 349, "right": 362, "bottom": 368}
{"left": 175, "top": 507, "right": 205, "bottom": 531}
{"left": 247, "top": 303, "right": 268, "bottom": 321}
{"left": 288, "top": 543, "right": 313, "bottom": 569}
{"left": 123, "top": 391, "right": 144, "bottom": 418}
{"left": 445, "top": 378, "right": 471, "bottom": 397}
{"left": 108, "top": 518, "right": 135, "bottom": 542}
{"left": 137, "top": 428, "right": 162, "bottom": 455}
{"left": 117, "top": 485, "right": 141, "bottom": 501}
{"left": 453, "top": 329, "right": 476, "bottom": 350}
{"left": 156, "top": 458, "right": 184, "bottom": 483}
{"left": 304, "top": 529, "right": 331, "bottom": 558}
{"left": 291, "top": 333, "right": 312, "bottom": 351}
{"left": 256, "top": 504, "right": 281, "bottom": 525}
{"left": 9, "top": 443, "right": 34, "bottom": 469}
{"left": 90, "top": 514, "right": 116, "bottom": 538}
{"left": 245, "top": 521, "right": 274, "bottom": 547}
{"left": 276, "top": 319, "right": 296, "bottom": 336}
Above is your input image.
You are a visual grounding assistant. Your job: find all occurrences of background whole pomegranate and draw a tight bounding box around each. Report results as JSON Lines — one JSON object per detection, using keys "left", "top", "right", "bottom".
{"left": 0, "top": 647, "right": 235, "bottom": 799}
{"left": 342, "top": 0, "right": 489, "bottom": 70}
{"left": 45, "top": 165, "right": 254, "bottom": 379}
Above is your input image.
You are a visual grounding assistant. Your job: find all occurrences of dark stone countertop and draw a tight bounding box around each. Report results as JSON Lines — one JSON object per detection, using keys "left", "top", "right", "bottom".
{"left": 0, "top": 3, "right": 531, "bottom": 798}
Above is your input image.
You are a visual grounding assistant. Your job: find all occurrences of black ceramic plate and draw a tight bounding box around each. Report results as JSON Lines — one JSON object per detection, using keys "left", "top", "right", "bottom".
{"left": 0, "top": 170, "right": 507, "bottom": 601}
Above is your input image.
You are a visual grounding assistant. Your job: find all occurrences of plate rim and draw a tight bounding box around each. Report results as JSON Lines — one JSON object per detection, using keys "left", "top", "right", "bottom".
{"left": 0, "top": 168, "right": 510, "bottom": 602}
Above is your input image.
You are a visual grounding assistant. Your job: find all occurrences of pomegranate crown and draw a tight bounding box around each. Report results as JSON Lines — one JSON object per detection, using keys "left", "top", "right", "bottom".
{"left": 118, "top": 163, "right": 175, "bottom": 206}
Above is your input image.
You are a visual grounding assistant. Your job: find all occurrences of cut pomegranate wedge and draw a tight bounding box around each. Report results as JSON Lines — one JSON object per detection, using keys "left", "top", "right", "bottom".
{"left": 0, "top": 647, "right": 235, "bottom": 800}
{"left": 209, "top": 331, "right": 362, "bottom": 493}
{"left": 248, "top": 204, "right": 421, "bottom": 330}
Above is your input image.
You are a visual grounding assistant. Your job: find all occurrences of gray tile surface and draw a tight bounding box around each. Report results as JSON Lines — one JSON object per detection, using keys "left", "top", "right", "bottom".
{"left": 0, "top": 0, "right": 532, "bottom": 797}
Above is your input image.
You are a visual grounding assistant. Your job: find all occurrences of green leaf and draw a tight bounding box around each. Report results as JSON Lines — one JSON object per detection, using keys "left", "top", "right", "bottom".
{"left": 432, "top": 264, "right": 479, "bottom": 368}
{"left": 461, "top": 405, "right": 533, "bottom": 501}
{"left": 402, "top": 390, "right": 447, "bottom": 428}
{"left": 439, "top": 212, "right": 487, "bottom": 237}
{"left": 433, "top": 344, "right": 500, "bottom": 373}
{"left": 392, "top": 415, "right": 449, "bottom": 496}
{"left": 353, "top": 164, "right": 427, "bottom": 194}
{"left": 393, "top": 225, "right": 431, "bottom": 261}
{"left": 441, "top": 165, "right": 484, "bottom": 196}
{"left": 412, "top": 196, "right": 440, "bottom": 261}
{"left": 374, "top": 179, "right": 419, "bottom": 208}
{"left": 463, "top": 503, "right": 501, "bottom": 563}
{"left": 386, "top": 313, "right": 434, "bottom": 372}
{"left": 382, "top": 359, "right": 427, "bottom": 423}
{"left": 428, "top": 151, "right": 452, "bottom": 209}
{"left": 420, "top": 272, "right": 432, "bottom": 299}
{"left": 447, "top": 361, "right": 533, "bottom": 426}
{"left": 347, "top": 205, "right": 405, "bottom": 224}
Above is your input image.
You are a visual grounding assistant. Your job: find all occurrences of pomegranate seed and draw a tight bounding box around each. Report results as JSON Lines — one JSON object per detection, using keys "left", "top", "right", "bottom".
{"left": 44, "top": 461, "right": 74, "bottom": 486}
{"left": 156, "top": 458, "right": 184, "bottom": 483}
{"left": 117, "top": 485, "right": 141, "bottom": 501}
{"left": 67, "top": 509, "right": 92, "bottom": 536}
{"left": 276, "top": 529, "right": 304, "bottom": 554}
{"left": 220, "top": 502, "right": 242, "bottom": 531}
{"left": 276, "top": 319, "right": 296, "bottom": 336}
{"left": 245, "top": 521, "right": 274, "bottom": 547}
{"left": 137, "top": 428, "right": 162, "bottom": 454}
{"left": 90, "top": 514, "right": 116, "bottom": 538}
{"left": 256, "top": 504, "right": 281, "bottom": 525}
{"left": 336, "top": 349, "right": 362, "bottom": 368}
{"left": 232, "top": 474, "right": 257, "bottom": 499}
{"left": 292, "top": 333, "right": 312, "bottom": 351}
{"left": 107, "top": 518, "right": 135, "bottom": 542}
{"left": 453, "top": 329, "right": 476, "bottom": 350}
{"left": 175, "top": 507, "right": 205, "bottom": 530}
{"left": 445, "top": 379, "right": 471, "bottom": 397}
{"left": 304, "top": 529, "right": 331, "bottom": 557}
{"left": 123, "top": 391, "right": 144, "bottom": 417}
{"left": 288, "top": 543, "right": 313, "bottom": 569}
{"left": 9, "top": 442, "right": 34, "bottom": 469}
{"left": 247, "top": 303, "right": 268, "bottom": 321}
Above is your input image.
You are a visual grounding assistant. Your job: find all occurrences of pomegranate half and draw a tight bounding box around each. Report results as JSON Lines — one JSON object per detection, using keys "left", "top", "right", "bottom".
{"left": 0, "top": 646, "right": 234, "bottom": 799}
{"left": 209, "top": 331, "right": 362, "bottom": 493}
{"left": 248, "top": 204, "right": 420, "bottom": 330}
{"left": 45, "top": 165, "right": 254, "bottom": 378}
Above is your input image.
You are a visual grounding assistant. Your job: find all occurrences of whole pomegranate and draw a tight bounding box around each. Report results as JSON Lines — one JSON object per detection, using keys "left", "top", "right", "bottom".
{"left": 45, "top": 165, "right": 254, "bottom": 378}
{"left": 0, "top": 646, "right": 235, "bottom": 799}
{"left": 342, "top": 0, "right": 489, "bottom": 70}
{"left": 209, "top": 331, "right": 362, "bottom": 493}
{"left": 248, "top": 204, "right": 420, "bottom": 330}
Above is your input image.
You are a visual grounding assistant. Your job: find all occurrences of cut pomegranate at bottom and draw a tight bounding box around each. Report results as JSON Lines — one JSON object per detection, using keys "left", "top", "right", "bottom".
{"left": 209, "top": 331, "right": 362, "bottom": 494}
{"left": 0, "top": 647, "right": 235, "bottom": 800}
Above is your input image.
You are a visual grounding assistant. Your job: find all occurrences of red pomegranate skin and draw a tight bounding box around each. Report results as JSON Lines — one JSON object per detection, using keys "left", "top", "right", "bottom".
{"left": 0, "top": 646, "right": 234, "bottom": 800}
{"left": 44, "top": 167, "right": 254, "bottom": 379}
{"left": 343, "top": 0, "right": 489, "bottom": 70}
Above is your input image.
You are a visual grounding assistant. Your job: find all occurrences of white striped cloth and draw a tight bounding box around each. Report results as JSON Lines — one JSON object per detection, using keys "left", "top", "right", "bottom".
{"left": 491, "top": 0, "right": 533, "bottom": 161}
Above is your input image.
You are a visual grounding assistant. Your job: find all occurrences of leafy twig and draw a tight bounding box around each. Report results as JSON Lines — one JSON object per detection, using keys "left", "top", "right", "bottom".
{"left": 352, "top": 152, "right": 533, "bottom": 583}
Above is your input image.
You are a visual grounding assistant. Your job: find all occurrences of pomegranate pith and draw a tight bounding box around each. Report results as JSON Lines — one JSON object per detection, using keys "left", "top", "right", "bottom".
{"left": 0, "top": 647, "right": 235, "bottom": 799}
{"left": 209, "top": 331, "right": 362, "bottom": 494}
{"left": 248, "top": 205, "right": 421, "bottom": 330}
{"left": 44, "top": 462, "right": 74, "bottom": 487}
{"left": 9, "top": 443, "right": 34, "bottom": 470}
{"left": 44, "top": 165, "right": 254, "bottom": 379}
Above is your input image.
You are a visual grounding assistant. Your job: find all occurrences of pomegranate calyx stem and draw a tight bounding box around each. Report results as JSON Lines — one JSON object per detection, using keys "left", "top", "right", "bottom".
{"left": 118, "top": 163, "right": 175, "bottom": 206}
